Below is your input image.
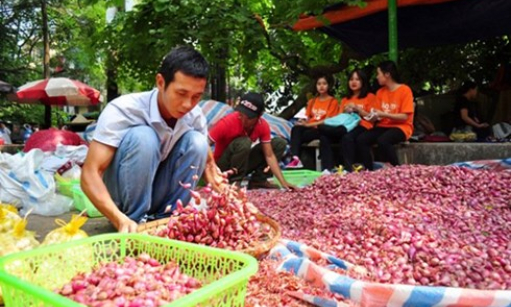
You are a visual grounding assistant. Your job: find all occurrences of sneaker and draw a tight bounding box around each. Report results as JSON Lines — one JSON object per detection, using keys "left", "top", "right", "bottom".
{"left": 247, "top": 180, "right": 280, "bottom": 190}
{"left": 285, "top": 156, "right": 303, "bottom": 169}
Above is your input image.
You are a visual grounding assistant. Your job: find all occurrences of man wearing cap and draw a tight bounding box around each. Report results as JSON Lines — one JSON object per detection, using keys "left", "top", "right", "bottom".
{"left": 209, "top": 92, "right": 295, "bottom": 189}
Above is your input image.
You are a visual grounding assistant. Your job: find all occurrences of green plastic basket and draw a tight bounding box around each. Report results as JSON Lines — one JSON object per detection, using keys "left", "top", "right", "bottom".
{"left": 71, "top": 186, "right": 103, "bottom": 218}
{"left": 54, "top": 174, "right": 80, "bottom": 198}
{"left": 273, "top": 169, "right": 323, "bottom": 187}
{"left": 0, "top": 233, "right": 258, "bottom": 307}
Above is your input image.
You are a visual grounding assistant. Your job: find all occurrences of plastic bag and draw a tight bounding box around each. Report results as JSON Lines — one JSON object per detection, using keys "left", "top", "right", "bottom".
{"left": 61, "top": 163, "right": 82, "bottom": 180}
{"left": 0, "top": 203, "right": 19, "bottom": 213}
{"left": 42, "top": 213, "right": 88, "bottom": 245}
{"left": 492, "top": 122, "right": 511, "bottom": 139}
{"left": 324, "top": 113, "right": 361, "bottom": 132}
{"left": 449, "top": 129, "right": 477, "bottom": 142}
{"left": 38, "top": 212, "right": 94, "bottom": 280}
{"left": 1, "top": 215, "right": 40, "bottom": 254}
{"left": 1, "top": 149, "right": 73, "bottom": 216}
{"left": 0, "top": 206, "right": 21, "bottom": 233}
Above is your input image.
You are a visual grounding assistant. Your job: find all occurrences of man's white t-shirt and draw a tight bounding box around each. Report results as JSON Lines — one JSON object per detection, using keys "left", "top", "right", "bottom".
{"left": 93, "top": 89, "right": 207, "bottom": 161}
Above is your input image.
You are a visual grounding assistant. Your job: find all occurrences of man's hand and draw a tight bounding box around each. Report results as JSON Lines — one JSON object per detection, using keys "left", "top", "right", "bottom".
{"left": 204, "top": 162, "right": 227, "bottom": 192}
{"left": 281, "top": 181, "right": 298, "bottom": 190}
{"left": 116, "top": 215, "right": 138, "bottom": 233}
{"left": 479, "top": 122, "right": 490, "bottom": 128}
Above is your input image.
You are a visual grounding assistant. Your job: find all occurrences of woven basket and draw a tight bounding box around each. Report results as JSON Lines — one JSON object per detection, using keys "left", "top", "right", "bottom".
{"left": 137, "top": 213, "right": 281, "bottom": 259}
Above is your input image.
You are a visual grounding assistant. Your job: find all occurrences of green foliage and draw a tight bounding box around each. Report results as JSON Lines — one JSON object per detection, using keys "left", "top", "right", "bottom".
{"left": 399, "top": 37, "right": 510, "bottom": 94}
{"left": 0, "top": 101, "right": 68, "bottom": 127}
{"left": 2, "top": 0, "right": 510, "bottom": 119}
{"left": 1, "top": 0, "right": 108, "bottom": 124}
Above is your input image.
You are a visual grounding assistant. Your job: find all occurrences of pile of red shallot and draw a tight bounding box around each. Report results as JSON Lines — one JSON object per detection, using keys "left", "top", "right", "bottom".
{"left": 153, "top": 184, "right": 271, "bottom": 250}
{"left": 246, "top": 260, "right": 359, "bottom": 307}
{"left": 249, "top": 165, "right": 511, "bottom": 291}
{"left": 57, "top": 254, "right": 201, "bottom": 307}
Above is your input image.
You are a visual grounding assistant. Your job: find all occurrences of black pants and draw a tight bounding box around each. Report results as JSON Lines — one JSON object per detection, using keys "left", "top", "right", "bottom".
{"left": 474, "top": 126, "right": 492, "bottom": 140}
{"left": 341, "top": 126, "right": 368, "bottom": 171}
{"left": 318, "top": 125, "right": 347, "bottom": 170}
{"left": 217, "top": 137, "right": 287, "bottom": 182}
{"left": 356, "top": 127, "right": 406, "bottom": 170}
{"left": 289, "top": 125, "right": 321, "bottom": 157}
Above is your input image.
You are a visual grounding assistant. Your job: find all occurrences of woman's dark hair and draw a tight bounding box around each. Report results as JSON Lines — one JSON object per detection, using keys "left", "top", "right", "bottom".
{"left": 458, "top": 80, "right": 477, "bottom": 95}
{"left": 313, "top": 74, "right": 335, "bottom": 96}
{"left": 158, "top": 45, "right": 209, "bottom": 89}
{"left": 378, "top": 60, "right": 401, "bottom": 83}
{"left": 347, "top": 69, "right": 370, "bottom": 99}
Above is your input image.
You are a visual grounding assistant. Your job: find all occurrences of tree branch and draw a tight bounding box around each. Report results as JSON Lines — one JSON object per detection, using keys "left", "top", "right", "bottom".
{"left": 254, "top": 14, "right": 309, "bottom": 75}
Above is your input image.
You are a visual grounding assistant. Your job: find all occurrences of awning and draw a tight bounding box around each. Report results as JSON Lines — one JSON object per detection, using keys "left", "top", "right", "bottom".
{"left": 293, "top": 0, "right": 511, "bottom": 56}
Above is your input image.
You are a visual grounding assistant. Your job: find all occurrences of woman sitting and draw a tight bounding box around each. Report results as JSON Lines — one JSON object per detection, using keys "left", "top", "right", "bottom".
{"left": 356, "top": 61, "right": 414, "bottom": 170}
{"left": 452, "top": 81, "right": 491, "bottom": 140}
{"left": 286, "top": 75, "right": 339, "bottom": 168}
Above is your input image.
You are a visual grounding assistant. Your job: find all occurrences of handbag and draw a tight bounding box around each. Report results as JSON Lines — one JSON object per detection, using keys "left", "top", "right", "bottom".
{"left": 492, "top": 122, "right": 511, "bottom": 139}
{"left": 324, "top": 113, "right": 361, "bottom": 132}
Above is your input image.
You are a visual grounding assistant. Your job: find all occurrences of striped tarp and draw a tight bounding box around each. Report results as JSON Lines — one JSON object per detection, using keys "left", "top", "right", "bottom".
{"left": 199, "top": 100, "right": 293, "bottom": 141}
{"left": 451, "top": 158, "right": 511, "bottom": 172}
{"left": 270, "top": 240, "right": 511, "bottom": 307}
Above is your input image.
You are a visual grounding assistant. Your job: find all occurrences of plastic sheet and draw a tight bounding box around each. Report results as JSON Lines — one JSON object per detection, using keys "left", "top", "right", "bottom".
{"left": 451, "top": 158, "right": 511, "bottom": 172}
{"left": 270, "top": 240, "right": 511, "bottom": 307}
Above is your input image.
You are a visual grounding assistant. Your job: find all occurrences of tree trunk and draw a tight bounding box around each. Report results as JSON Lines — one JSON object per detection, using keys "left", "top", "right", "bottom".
{"left": 278, "top": 91, "right": 309, "bottom": 120}
{"left": 106, "top": 52, "right": 119, "bottom": 103}
{"left": 210, "top": 48, "right": 227, "bottom": 102}
{"left": 42, "top": 0, "right": 51, "bottom": 128}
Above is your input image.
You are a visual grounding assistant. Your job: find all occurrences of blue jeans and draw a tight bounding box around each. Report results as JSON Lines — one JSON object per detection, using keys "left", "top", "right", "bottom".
{"left": 103, "top": 126, "right": 208, "bottom": 222}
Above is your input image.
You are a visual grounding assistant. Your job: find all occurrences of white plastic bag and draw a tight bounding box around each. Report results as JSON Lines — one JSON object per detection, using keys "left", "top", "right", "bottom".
{"left": 0, "top": 150, "right": 73, "bottom": 216}
{"left": 493, "top": 122, "right": 511, "bottom": 139}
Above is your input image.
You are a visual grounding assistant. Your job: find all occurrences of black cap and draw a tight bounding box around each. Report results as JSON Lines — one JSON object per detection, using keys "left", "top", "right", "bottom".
{"left": 235, "top": 92, "right": 265, "bottom": 119}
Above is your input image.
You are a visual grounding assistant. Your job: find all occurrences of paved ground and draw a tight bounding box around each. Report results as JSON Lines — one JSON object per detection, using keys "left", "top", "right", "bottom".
{"left": 27, "top": 209, "right": 116, "bottom": 243}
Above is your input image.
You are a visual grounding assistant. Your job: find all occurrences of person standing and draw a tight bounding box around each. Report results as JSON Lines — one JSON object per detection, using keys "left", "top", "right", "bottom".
{"left": 209, "top": 92, "right": 296, "bottom": 190}
{"left": 81, "top": 46, "right": 225, "bottom": 233}
{"left": 356, "top": 61, "right": 414, "bottom": 170}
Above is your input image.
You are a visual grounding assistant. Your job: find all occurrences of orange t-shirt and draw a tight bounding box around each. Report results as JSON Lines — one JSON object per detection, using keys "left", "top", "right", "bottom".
{"left": 375, "top": 85, "right": 415, "bottom": 139}
{"left": 305, "top": 96, "right": 339, "bottom": 124}
{"left": 339, "top": 93, "right": 377, "bottom": 130}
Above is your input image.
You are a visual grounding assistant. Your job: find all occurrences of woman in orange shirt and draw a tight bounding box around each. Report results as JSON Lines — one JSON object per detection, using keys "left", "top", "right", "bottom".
{"left": 286, "top": 75, "right": 339, "bottom": 168}
{"left": 338, "top": 69, "right": 377, "bottom": 171}
{"left": 313, "top": 69, "right": 376, "bottom": 170}
{"left": 356, "top": 61, "right": 414, "bottom": 170}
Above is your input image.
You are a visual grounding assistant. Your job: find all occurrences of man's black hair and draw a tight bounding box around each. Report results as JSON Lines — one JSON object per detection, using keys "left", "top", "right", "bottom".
{"left": 158, "top": 45, "right": 209, "bottom": 88}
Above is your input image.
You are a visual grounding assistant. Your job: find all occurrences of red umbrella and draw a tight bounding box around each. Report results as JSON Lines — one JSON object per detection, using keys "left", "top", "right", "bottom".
{"left": 9, "top": 77, "right": 102, "bottom": 106}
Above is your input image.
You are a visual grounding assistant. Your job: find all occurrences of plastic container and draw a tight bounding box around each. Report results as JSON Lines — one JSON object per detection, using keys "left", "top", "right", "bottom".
{"left": 71, "top": 186, "right": 102, "bottom": 218}
{"left": 54, "top": 174, "right": 80, "bottom": 198}
{"left": 0, "top": 233, "right": 258, "bottom": 307}
{"left": 273, "top": 169, "right": 323, "bottom": 187}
